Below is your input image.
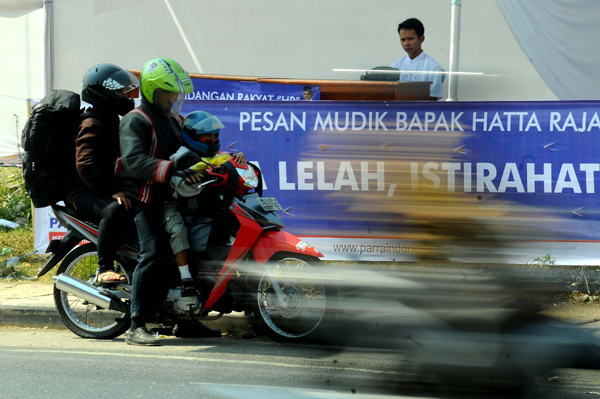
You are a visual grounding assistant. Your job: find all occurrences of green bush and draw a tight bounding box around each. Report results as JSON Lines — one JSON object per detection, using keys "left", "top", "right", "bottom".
{"left": 0, "top": 167, "right": 44, "bottom": 281}
{"left": 0, "top": 167, "right": 31, "bottom": 227}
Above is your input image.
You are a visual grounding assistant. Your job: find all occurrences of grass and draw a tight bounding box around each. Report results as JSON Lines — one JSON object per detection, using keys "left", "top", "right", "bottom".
{"left": 0, "top": 167, "right": 31, "bottom": 225}
{"left": 0, "top": 226, "right": 52, "bottom": 283}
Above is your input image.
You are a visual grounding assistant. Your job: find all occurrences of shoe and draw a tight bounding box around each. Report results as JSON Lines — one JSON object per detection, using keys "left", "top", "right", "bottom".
{"left": 181, "top": 278, "right": 199, "bottom": 297}
{"left": 173, "top": 322, "right": 221, "bottom": 338}
{"left": 125, "top": 327, "right": 161, "bottom": 346}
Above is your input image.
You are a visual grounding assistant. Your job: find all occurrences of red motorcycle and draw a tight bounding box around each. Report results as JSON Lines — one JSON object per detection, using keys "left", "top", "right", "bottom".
{"left": 37, "top": 160, "right": 335, "bottom": 343}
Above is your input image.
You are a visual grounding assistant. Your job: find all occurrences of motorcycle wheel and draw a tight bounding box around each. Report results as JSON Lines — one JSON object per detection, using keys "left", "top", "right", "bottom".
{"left": 53, "top": 244, "right": 131, "bottom": 339}
{"left": 252, "top": 254, "right": 336, "bottom": 343}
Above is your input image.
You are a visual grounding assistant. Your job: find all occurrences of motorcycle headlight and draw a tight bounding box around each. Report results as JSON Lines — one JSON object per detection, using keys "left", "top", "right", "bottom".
{"left": 238, "top": 167, "right": 258, "bottom": 188}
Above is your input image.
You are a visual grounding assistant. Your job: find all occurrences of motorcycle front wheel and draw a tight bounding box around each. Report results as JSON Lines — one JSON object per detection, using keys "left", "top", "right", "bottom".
{"left": 253, "top": 254, "right": 336, "bottom": 343}
{"left": 53, "top": 244, "right": 131, "bottom": 339}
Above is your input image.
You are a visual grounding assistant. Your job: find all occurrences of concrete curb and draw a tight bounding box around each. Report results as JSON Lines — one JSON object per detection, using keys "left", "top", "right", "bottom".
{"left": 0, "top": 304, "right": 65, "bottom": 329}
{"left": 0, "top": 302, "right": 258, "bottom": 336}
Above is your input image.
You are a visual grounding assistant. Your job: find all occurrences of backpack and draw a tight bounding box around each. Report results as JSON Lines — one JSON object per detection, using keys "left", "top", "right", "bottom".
{"left": 21, "top": 90, "right": 83, "bottom": 208}
{"left": 360, "top": 66, "right": 400, "bottom": 82}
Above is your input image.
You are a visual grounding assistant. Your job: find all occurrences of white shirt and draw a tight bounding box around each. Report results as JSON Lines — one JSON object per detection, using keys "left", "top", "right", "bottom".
{"left": 391, "top": 51, "right": 445, "bottom": 99}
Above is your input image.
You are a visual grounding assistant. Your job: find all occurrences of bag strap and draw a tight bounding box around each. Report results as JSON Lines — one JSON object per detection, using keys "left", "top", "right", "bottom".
{"left": 221, "top": 161, "right": 240, "bottom": 210}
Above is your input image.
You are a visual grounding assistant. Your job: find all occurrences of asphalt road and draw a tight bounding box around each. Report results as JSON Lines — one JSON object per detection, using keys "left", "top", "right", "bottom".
{"left": 1, "top": 327, "right": 600, "bottom": 399}
{"left": 0, "top": 327, "right": 406, "bottom": 399}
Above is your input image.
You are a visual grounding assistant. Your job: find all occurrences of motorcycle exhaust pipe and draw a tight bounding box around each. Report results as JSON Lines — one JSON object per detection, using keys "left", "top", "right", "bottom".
{"left": 53, "top": 274, "right": 124, "bottom": 311}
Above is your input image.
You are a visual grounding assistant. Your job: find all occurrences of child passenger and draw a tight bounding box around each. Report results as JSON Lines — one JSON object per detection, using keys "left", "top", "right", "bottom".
{"left": 162, "top": 111, "right": 246, "bottom": 296}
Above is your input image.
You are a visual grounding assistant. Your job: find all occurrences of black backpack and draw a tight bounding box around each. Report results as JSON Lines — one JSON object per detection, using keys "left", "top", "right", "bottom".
{"left": 21, "top": 90, "right": 83, "bottom": 208}
{"left": 360, "top": 66, "right": 400, "bottom": 82}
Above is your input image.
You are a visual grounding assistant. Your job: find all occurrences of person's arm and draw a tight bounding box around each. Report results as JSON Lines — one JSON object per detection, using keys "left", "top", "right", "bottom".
{"left": 76, "top": 117, "right": 121, "bottom": 195}
{"left": 233, "top": 152, "right": 247, "bottom": 165}
{"left": 119, "top": 113, "right": 173, "bottom": 183}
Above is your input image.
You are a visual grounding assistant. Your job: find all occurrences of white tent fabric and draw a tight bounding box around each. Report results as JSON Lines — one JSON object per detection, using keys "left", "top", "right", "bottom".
{"left": 0, "top": 0, "right": 42, "bottom": 17}
{"left": 0, "top": 3, "right": 43, "bottom": 159}
{"left": 495, "top": 0, "right": 600, "bottom": 100}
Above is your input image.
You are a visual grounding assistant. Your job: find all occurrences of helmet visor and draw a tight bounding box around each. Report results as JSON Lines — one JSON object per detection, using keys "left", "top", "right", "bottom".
{"left": 185, "top": 115, "right": 225, "bottom": 136}
{"left": 106, "top": 69, "right": 139, "bottom": 96}
{"left": 171, "top": 92, "right": 186, "bottom": 116}
{"left": 154, "top": 89, "right": 186, "bottom": 116}
{"left": 166, "top": 73, "right": 188, "bottom": 115}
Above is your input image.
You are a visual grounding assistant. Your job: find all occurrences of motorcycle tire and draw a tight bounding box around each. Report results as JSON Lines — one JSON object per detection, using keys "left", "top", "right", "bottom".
{"left": 252, "top": 253, "right": 337, "bottom": 344}
{"left": 53, "top": 244, "right": 131, "bottom": 339}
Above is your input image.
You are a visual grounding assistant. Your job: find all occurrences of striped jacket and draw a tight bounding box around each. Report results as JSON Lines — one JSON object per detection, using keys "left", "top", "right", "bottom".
{"left": 117, "top": 101, "right": 183, "bottom": 203}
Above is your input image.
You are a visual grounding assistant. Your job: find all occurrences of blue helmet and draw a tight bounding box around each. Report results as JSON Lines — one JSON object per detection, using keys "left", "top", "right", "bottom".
{"left": 181, "top": 111, "right": 224, "bottom": 157}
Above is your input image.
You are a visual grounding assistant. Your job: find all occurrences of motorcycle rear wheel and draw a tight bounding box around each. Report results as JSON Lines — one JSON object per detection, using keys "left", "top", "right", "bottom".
{"left": 53, "top": 244, "right": 131, "bottom": 339}
{"left": 253, "top": 254, "right": 336, "bottom": 343}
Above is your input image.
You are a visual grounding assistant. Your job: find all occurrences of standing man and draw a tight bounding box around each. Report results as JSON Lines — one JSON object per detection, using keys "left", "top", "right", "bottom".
{"left": 118, "top": 57, "right": 207, "bottom": 346}
{"left": 391, "top": 18, "right": 445, "bottom": 100}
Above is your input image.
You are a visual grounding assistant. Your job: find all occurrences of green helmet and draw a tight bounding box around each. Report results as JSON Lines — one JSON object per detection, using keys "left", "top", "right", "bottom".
{"left": 140, "top": 58, "right": 194, "bottom": 113}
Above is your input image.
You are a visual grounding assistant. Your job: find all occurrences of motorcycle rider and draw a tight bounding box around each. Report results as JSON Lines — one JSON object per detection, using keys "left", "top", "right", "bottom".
{"left": 65, "top": 63, "right": 138, "bottom": 284}
{"left": 118, "top": 57, "right": 214, "bottom": 346}
{"left": 163, "top": 111, "right": 246, "bottom": 297}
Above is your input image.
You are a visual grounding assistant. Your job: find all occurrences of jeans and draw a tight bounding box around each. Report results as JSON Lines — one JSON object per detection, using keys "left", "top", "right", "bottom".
{"left": 72, "top": 192, "right": 129, "bottom": 273}
{"left": 129, "top": 201, "right": 175, "bottom": 321}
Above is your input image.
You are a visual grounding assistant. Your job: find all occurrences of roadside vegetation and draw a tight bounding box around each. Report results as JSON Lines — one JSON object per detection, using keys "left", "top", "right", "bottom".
{"left": 0, "top": 167, "right": 48, "bottom": 281}
{"left": 523, "top": 254, "right": 600, "bottom": 303}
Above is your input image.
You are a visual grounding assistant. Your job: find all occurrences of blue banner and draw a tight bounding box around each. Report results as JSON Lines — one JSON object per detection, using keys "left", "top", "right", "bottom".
{"left": 180, "top": 100, "right": 600, "bottom": 264}
{"left": 187, "top": 78, "right": 320, "bottom": 101}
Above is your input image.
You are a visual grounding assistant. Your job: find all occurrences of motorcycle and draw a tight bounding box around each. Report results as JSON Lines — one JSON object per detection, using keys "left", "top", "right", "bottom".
{"left": 37, "top": 159, "right": 336, "bottom": 343}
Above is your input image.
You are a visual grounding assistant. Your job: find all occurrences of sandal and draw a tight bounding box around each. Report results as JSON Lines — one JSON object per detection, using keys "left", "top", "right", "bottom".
{"left": 97, "top": 270, "right": 126, "bottom": 283}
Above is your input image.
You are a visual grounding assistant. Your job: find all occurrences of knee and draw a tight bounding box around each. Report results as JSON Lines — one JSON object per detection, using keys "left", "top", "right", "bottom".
{"left": 165, "top": 213, "right": 187, "bottom": 239}
{"left": 137, "top": 241, "right": 161, "bottom": 265}
{"left": 105, "top": 200, "right": 127, "bottom": 219}
{"left": 165, "top": 213, "right": 189, "bottom": 254}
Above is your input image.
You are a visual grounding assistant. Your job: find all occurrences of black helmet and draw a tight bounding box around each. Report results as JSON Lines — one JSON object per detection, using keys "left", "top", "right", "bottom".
{"left": 81, "top": 63, "right": 139, "bottom": 116}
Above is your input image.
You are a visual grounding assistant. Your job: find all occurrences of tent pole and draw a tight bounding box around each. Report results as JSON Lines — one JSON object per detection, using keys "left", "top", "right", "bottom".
{"left": 446, "top": 0, "right": 462, "bottom": 101}
{"left": 43, "top": 0, "right": 54, "bottom": 95}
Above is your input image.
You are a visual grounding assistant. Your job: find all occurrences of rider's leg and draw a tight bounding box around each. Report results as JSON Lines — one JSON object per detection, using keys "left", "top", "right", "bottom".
{"left": 97, "top": 200, "right": 129, "bottom": 275}
{"left": 163, "top": 202, "right": 197, "bottom": 295}
{"left": 175, "top": 251, "right": 191, "bottom": 279}
{"left": 71, "top": 192, "right": 127, "bottom": 281}
{"left": 127, "top": 202, "right": 165, "bottom": 346}
{"left": 175, "top": 250, "right": 198, "bottom": 297}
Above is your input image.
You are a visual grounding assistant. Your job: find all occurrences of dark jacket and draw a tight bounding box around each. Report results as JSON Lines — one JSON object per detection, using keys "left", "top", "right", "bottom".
{"left": 65, "top": 110, "right": 122, "bottom": 205}
{"left": 117, "top": 100, "right": 183, "bottom": 203}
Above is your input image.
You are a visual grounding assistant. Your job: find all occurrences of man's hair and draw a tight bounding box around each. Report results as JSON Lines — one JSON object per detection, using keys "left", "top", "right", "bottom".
{"left": 397, "top": 18, "right": 425, "bottom": 38}
{"left": 303, "top": 86, "right": 312, "bottom": 92}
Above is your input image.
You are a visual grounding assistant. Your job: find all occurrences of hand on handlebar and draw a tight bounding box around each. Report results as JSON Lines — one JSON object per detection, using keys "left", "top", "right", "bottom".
{"left": 174, "top": 169, "right": 204, "bottom": 185}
